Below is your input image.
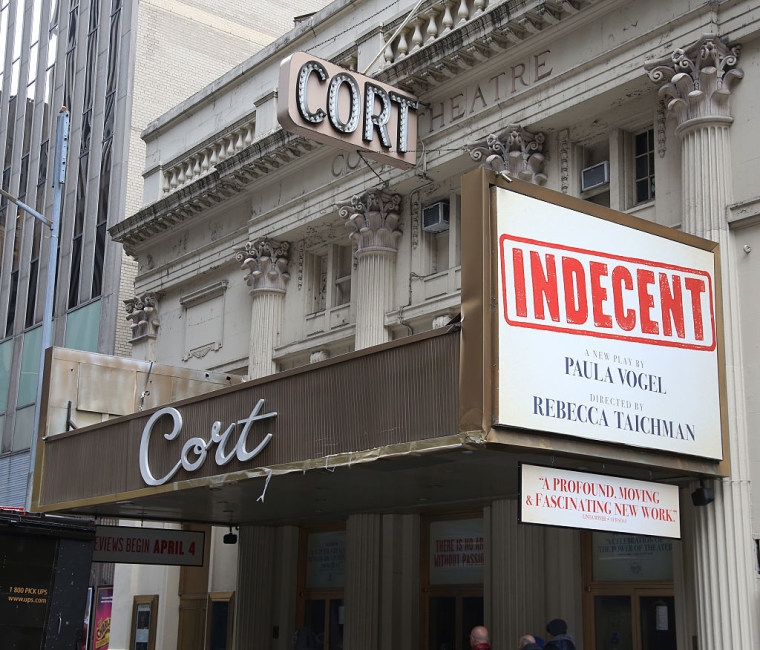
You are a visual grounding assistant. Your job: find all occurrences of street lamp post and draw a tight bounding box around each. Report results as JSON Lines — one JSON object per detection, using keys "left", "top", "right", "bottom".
{"left": 0, "top": 107, "right": 69, "bottom": 510}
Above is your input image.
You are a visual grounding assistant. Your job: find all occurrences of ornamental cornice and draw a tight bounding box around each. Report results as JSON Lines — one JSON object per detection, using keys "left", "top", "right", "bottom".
{"left": 109, "top": 130, "right": 314, "bottom": 256}
{"left": 375, "top": 0, "right": 594, "bottom": 93}
{"left": 468, "top": 125, "right": 547, "bottom": 185}
{"left": 645, "top": 35, "right": 743, "bottom": 133}
{"left": 234, "top": 237, "right": 291, "bottom": 293}
{"left": 338, "top": 190, "right": 403, "bottom": 253}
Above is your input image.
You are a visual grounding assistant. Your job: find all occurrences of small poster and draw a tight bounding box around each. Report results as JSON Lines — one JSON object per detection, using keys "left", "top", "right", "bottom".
{"left": 306, "top": 531, "right": 346, "bottom": 589}
{"left": 429, "top": 518, "right": 484, "bottom": 585}
{"left": 134, "top": 602, "right": 152, "bottom": 650}
{"left": 94, "top": 587, "right": 113, "bottom": 650}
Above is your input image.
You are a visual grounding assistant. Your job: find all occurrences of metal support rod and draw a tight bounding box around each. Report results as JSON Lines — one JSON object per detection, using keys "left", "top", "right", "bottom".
{"left": 0, "top": 188, "right": 50, "bottom": 227}
{"left": 26, "top": 107, "right": 69, "bottom": 510}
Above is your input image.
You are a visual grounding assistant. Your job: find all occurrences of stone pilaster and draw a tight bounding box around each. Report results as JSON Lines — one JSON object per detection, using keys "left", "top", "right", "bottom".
{"left": 234, "top": 238, "right": 290, "bottom": 379}
{"left": 486, "top": 500, "right": 548, "bottom": 646}
{"left": 379, "top": 514, "right": 420, "bottom": 650}
{"left": 338, "top": 191, "right": 402, "bottom": 349}
{"left": 234, "top": 525, "right": 299, "bottom": 650}
{"left": 468, "top": 125, "right": 547, "bottom": 185}
{"left": 647, "top": 35, "right": 757, "bottom": 649}
{"left": 344, "top": 513, "right": 382, "bottom": 650}
{"left": 235, "top": 526, "right": 276, "bottom": 649}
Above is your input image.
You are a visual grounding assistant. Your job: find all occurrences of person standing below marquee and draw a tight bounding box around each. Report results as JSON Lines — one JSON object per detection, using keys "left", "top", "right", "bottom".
{"left": 470, "top": 625, "right": 491, "bottom": 650}
{"left": 544, "top": 619, "right": 576, "bottom": 650}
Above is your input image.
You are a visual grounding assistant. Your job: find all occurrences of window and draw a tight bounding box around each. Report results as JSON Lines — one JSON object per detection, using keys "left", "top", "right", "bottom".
{"left": 634, "top": 129, "right": 655, "bottom": 204}
{"left": 0, "top": 338, "right": 12, "bottom": 413}
{"left": 17, "top": 326, "right": 41, "bottom": 407}
{"left": 307, "top": 244, "right": 353, "bottom": 314}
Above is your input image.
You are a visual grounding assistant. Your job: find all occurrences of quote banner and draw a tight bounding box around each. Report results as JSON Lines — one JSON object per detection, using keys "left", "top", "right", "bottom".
{"left": 519, "top": 464, "right": 681, "bottom": 538}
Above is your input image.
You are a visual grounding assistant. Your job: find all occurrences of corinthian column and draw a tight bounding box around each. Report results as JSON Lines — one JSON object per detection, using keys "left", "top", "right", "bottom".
{"left": 647, "top": 36, "right": 757, "bottom": 649}
{"left": 338, "top": 191, "right": 402, "bottom": 349}
{"left": 234, "top": 237, "right": 290, "bottom": 379}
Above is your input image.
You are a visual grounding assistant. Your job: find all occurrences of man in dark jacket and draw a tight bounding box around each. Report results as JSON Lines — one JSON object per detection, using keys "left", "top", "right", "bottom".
{"left": 544, "top": 618, "right": 576, "bottom": 650}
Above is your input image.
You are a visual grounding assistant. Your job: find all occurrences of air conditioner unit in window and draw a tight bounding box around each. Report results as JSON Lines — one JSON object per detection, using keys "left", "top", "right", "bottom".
{"left": 581, "top": 161, "right": 610, "bottom": 192}
{"left": 422, "top": 201, "right": 450, "bottom": 233}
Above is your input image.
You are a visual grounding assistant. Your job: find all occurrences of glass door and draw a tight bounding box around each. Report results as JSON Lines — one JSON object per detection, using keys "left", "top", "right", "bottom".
{"left": 422, "top": 516, "right": 485, "bottom": 650}
{"left": 583, "top": 533, "right": 677, "bottom": 650}
{"left": 592, "top": 591, "right": 675, "bottom": 650}
{"left": 427, "top": 593, "right": 484, "bottom": 650}
{"left": 297, "top": 529, "right": 346, "bottom": 650}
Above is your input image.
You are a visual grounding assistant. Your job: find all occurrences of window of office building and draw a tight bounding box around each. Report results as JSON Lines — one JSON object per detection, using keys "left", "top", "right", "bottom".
{"left": 17, "top": 325, "right": 41, "bottom": 407}
{"left": 0, "top": 338, "right": 12, "bottom": 414}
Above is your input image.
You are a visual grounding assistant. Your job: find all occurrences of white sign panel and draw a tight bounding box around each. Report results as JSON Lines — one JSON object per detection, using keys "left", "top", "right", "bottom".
{"left": 496, "top": 187, "right": 722, "bottom": 459}
{"left": 519, "top": 464, "right": 681, "bottom": 538}
{"left": 93, "top": 526, "right": 204, "bottom": 566}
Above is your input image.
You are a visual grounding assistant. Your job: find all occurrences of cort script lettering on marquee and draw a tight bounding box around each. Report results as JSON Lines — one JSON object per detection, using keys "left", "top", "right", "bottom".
{"left": 139, "top": 399, "right": 276, "bottom": 486}
{"left": 496, "top": 187, "right": 723, "bottom": 460}
{"left": 278, "top": 52, "right": 419, "bottom": 169}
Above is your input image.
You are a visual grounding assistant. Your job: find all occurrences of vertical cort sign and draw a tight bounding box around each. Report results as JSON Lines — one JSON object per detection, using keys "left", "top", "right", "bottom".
{"left": 495, "top": 186, "right": 723, "bottom": 460}
{"left": 278, "top": 52, "right": 419, "bottom": 169}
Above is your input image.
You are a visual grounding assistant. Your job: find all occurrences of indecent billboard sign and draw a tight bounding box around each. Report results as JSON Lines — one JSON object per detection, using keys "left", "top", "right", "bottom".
{"left": 496, "top": 187, "right": 722, "bottom": 460}
{"left": 278, "top": 52, "right": 419, "bottom": 169}
{"left": 519, "top": 464, "right": 681, "bottom": 538}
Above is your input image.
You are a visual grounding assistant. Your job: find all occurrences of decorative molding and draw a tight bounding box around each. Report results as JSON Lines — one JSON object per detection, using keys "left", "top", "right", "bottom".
{"left": 180, "top": 282, "right": 228, "bottom": 362}
{"left": 309, "top": 350, "right": 329, "bottom": 363}
{"left": 179, "top": 280, "right": 229, "bottom": 308}
{"left": 656, "top": 99, "right": 667, "bottom": 158}
{"left": 645, "top": 35, "right": 743, "bottom": 133}
{"left": 410, "top": 191, "right": 421, "bottom": 250}
{"left": 559, "top": 128, "right": 569, "bottom": 193}
{"left": 338, "top": 190, "right": 403, "bottom": 253}
{"left": 234, "top": 237, "right": 291, "bottom": 293}
{"left": 124, "top": 292, "right": 160, "bottom": 343}
{"left": 297, "top": 240, "right": 305, "bottom": 290}
{"left": 468, "top": 125, "right": 547, "bottom": 185}
{"left": 187, "top": 342, "right": 222, "bottom": 359}
{"left": 728, "top": 196, "right": 760, "bottom": 230}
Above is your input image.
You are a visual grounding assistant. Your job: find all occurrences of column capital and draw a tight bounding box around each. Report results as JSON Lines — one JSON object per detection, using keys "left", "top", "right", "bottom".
{"left": 646, "top": 35, "right": 743, "bottom": 133}
{"left": 338, "top": 190, "right": 403, "bottom": 254}
{"left": 234, "top": 237, "right": 291, "bottom": 293}
{"left": 468, "top": 125, "right": 547, "bottom": 185}
{"left": 124, "top": 292, "right": 160, "bottom": 342}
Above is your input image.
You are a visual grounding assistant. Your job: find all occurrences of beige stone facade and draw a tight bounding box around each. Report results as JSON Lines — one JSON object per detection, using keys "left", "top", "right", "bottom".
{"left": 103, "top": 0, "right": 760, "bottom": 648}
